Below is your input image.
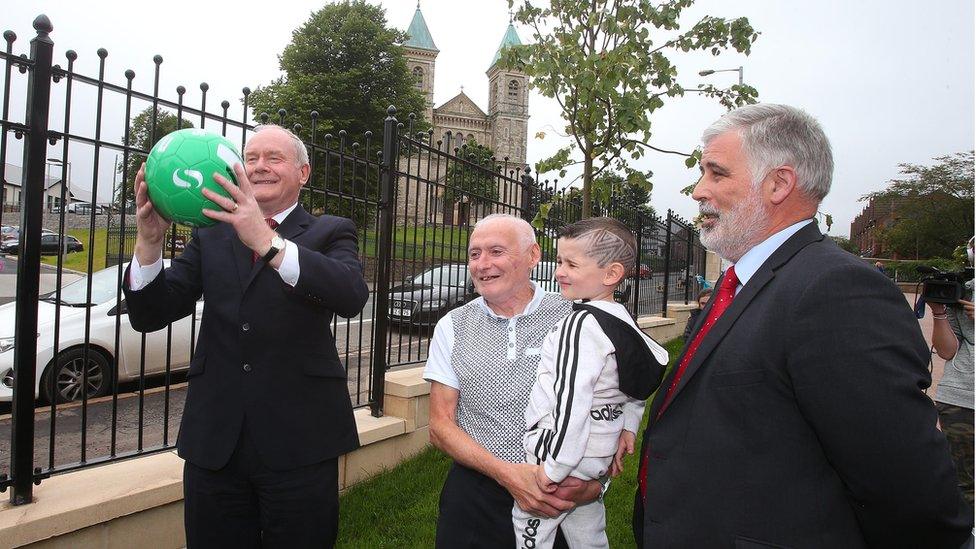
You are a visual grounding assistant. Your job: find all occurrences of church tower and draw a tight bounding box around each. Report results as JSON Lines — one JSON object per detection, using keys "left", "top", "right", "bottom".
{"left": 487, "top": 22, "right": 529, "bottom": 168}
{"left": 402, "top": 3, "right": 438, "bottom": 124}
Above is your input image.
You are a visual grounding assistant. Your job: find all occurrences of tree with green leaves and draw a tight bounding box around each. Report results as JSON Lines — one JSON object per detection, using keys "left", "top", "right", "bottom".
{"left": 503, "top": 0, "right": 759, "bottom": 217}
{"left": 117, "top": 107, "right": 194, "bottom": 206}
{"left": 861, "top": 151, "right": 974, "bottom": 260}
{"left": 590, "top": 171, "right": 655, "bottom": 231}
{"left": 443, "top": 139, "right": 500, "bottom": 206}
{"left": 248, "top": 0, "right": 428, "bottom": 140}
{"left": 534, "top": 171, "right": 654, "bottom": 232}
{"left": 590, "top": 172, "right": 653, "bottom": 213}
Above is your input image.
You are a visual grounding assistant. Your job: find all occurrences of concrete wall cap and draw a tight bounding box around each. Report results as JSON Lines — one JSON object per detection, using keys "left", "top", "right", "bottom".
{"left": 355, "top": 408, "right": 407, "bottom": 446}
{"left": 384, "top": 366, "right": 431, "bottom": 398}
{"left": 636, "top": 316, "right": 676, "bottom": 329}
{"left": 0, "top": 451, "right": 184, "bottom": 548}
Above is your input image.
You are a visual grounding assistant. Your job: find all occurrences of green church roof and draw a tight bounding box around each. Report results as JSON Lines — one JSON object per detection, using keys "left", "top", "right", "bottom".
{"left": 490, "top": 23, "right": 523, "bottom": 67}
{"left": 403, "top": 6, "right": 438, "bottom": 52}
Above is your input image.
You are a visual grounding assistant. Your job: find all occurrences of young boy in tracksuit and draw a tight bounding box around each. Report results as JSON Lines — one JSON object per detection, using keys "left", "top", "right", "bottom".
{"left": 512, "top": 217, "right": 670, "bottom": 548}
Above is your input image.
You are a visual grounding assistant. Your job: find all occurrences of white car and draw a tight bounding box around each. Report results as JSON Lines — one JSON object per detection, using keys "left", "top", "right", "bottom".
{"left": 0, "top": 262, "right": 202, "bottom": 403}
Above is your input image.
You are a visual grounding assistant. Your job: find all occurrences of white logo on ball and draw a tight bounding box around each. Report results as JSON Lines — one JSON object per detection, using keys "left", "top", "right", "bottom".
{"left": 172, "top": 169, "right": 203, "bottom": 189}
{"left": 155, "top": 134, "right": 174, "bottom": 153}
{"left": 216, "top": 143, "right": 241, "bottom": 171}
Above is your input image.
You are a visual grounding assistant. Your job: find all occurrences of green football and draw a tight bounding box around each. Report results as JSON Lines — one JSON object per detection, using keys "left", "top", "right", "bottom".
{"left": 144, "top": 128, "right": 243, "bottom": 227}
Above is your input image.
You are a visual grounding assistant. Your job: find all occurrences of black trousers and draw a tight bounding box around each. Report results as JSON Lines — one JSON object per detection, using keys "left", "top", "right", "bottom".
{"left": 436, "top": 462, "right": 569, "bottom": 548}
{"left": 183, "top": 426, "right": 339, "bottom": 548}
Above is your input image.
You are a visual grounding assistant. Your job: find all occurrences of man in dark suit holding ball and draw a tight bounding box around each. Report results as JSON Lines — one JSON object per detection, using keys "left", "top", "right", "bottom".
{"left": 124, "top": 125, "right": 368, "bottom": 547}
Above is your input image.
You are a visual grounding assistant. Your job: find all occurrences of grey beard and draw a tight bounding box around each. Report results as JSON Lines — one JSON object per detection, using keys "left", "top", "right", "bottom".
{"left": 699, "top": 194, "right": 768, "bottom": 263}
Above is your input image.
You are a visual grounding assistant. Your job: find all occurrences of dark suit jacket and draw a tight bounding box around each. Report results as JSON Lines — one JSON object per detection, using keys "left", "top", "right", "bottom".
{"left": 123, "top": 206, "right": 369, "bottom": 471}
{"left": 634, "top": 222, "right": 972, "bottom": 548}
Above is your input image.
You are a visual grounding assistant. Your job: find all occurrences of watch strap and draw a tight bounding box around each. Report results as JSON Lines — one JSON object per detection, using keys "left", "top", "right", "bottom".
{"left": 261, "top": 235, "right": 284, "bottom": 263}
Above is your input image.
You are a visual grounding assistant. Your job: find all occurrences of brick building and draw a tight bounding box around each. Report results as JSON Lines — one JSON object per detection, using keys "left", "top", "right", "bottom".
{"left": 850, "top": 196, "right": 909, "bottom": 258}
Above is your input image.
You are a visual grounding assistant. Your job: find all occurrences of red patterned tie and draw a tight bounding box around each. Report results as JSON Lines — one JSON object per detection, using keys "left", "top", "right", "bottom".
{"left": 252, "top": 218, "right": 280, "bottom": 263}
{"left": 638, "top": 266, "right": 739, "bottom": 500}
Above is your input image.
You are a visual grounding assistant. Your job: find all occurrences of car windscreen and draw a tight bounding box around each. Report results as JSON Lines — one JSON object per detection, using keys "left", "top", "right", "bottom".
{"left": 53, "top": 267, "right": 122, "bottom": 306}
{"left": 413, "top": 265, "right": 467, "bottom": 287}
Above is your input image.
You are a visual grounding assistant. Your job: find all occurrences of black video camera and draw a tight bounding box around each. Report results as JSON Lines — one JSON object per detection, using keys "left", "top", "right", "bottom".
{"left": 917, "top": 265, "right": 975, "bottom": 304}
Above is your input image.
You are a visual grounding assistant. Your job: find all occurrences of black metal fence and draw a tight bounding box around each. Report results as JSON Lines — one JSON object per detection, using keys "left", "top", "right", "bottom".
{"left": 0, "top": 15, "right": 705, "bottom": 505}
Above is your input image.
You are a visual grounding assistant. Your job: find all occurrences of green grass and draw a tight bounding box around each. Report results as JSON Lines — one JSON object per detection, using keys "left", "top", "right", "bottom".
{"left": 40, "top": 228, "right": 108, "bottom": 273}
{"left": 361, "top": 225, "right": 470, "bottom": 261}
{"left": 336, "top": 337, "right": 687, "bottom": 548}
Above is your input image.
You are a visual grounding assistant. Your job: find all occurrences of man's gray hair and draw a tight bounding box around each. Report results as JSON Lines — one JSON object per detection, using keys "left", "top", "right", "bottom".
{"left": 702, "top": 104, "right": 833, "bottom": 202}
{"left": 474, "top": 213, "right": 537, "bottom": 249}
{"left": 253, "top": 124, "right": 310, "bottom": 167}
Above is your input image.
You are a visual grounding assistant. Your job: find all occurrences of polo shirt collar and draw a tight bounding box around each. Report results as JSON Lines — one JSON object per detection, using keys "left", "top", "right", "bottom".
{"left": 475, "top": 282, "right": 547, "bottom": 319}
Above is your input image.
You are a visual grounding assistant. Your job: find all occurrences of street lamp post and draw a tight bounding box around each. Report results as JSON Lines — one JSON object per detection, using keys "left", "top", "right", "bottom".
{"left": 45, "top": 157, "right": 70, "bottom": 213}
{"left": 699, "top": 66, "right": 744, "bottom": 86}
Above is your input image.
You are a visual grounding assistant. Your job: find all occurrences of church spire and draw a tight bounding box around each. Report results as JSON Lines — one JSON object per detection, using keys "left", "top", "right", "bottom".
{"left": 489, "top": 21, "right": 522, "bottom": 68}
{"left": 403, "top": 3, "right": 438, "bottom": 52}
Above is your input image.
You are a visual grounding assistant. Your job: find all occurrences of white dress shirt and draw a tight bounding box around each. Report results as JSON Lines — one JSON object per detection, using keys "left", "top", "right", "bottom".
{"left": 128, "top": 202, "right": 301, "bottom": 290}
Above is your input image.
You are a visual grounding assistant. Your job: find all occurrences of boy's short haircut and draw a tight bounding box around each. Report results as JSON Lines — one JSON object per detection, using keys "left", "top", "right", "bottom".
{"left": 558, "top": 217, "right": 637, "bottom": 276}
{"left": 698, "top": 289, "right": 714, "bottom": 300}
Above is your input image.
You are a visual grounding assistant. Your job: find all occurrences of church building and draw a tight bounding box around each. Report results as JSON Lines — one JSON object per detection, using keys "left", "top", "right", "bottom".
{"left": 401, "top": 4, "right": 529, "bottom": 168}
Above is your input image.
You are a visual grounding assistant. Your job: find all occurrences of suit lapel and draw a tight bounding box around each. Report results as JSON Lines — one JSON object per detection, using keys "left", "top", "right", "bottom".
{"left": 654, "top": 222, "right": 825, "bottom": 416}
{"left": 235, "top": 205, "right": 313, "bottom": 292}
{"left": 276, "top": 204, "right": 312, "bottom": 241}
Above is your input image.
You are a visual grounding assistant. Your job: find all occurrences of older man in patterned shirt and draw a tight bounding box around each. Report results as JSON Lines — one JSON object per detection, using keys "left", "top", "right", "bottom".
{"left": 424, "top": 214, "right": 603, "bottom": 548}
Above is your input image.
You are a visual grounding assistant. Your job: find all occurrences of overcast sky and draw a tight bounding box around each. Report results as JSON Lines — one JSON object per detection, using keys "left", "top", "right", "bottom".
{"left": 3, "top": 0, "right": 973, "bottom": 236}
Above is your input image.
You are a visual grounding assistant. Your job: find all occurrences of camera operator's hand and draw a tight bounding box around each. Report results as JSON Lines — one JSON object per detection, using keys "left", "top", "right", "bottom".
{"left": 959, "top": 299, "right": 974, "bottom": 320}
{"left": 927, "top": 302, "right": 948, "bottom": 316}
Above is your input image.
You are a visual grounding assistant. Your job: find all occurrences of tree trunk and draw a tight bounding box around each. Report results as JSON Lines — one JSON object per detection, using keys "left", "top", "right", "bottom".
{"left": 582, "top": 143, "right": 593, "bottom": 218}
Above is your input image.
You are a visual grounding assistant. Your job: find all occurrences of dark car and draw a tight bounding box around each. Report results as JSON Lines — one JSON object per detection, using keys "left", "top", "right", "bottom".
{"left": 389, "top": 264, "right": 473, "bottom": 327}
{"left": 1, "top": 233, "right": 82, "bottom": 255}
{"left": 51, "top": 234, "right": 84, "bottom": 254}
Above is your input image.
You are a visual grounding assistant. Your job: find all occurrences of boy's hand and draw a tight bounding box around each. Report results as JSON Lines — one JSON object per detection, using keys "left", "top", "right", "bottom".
{"left": 535, "top": 465, "right": 558, "bottom": 493}
{"left": 610, "top": 430, "right": 636, "bottom": 477}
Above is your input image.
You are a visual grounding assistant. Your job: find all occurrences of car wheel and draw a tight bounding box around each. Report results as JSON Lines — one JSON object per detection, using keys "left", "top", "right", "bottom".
{"left": 41, "top": 347, "right": 112, "bottom": 404}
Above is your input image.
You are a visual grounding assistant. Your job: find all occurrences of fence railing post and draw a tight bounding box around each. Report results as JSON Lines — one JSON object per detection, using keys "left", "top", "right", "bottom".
{"left": 369, "top": 106, "right": 398, "bottom": 418}
{"left": 661, "top": 210, "right": 673, "bottom": 317}
{"left": 684, "top": 220, "right": 693, "bottom": 304}
{"left": 9, "top": 14, "right": 54, "bottom": 505}
{"left": 631, "top": 212, "right": 643, "bottom": 318}
{"left": 520, "top": 167, "right": 534, "bottom": 224}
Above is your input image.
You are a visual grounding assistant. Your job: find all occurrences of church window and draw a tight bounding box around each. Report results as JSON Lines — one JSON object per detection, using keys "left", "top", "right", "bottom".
{"left": 508, "top": 80, "right": 519, "bottom": 100}
{"left": 412, "top": 66, "right": 424, "bottom": 88}
{"left": 467, "top": 134, "right": 475, "bottom": 144}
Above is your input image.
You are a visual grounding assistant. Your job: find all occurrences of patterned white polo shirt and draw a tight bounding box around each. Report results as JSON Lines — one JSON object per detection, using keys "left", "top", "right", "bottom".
{"left": 424, "top": 283, "right": 572, "bottom": 463}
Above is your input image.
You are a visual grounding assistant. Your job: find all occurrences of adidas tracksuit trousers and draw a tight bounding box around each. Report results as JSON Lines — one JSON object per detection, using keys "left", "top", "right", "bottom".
{"left": 512, "top": 428, "right": 611, "bottom": 549}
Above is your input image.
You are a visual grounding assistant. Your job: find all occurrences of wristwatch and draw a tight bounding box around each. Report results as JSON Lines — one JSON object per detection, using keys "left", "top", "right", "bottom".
{"left": 261, "top": 233, "right": 286, "bottom": 263}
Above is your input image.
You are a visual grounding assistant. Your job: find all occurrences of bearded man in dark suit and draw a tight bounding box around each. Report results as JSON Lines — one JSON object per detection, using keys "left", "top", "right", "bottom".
{"left": 633, "top": 104, "right": 973, "bottom": 548}
{"left": 124, "top": 125, "right": 368, "bottom": 548}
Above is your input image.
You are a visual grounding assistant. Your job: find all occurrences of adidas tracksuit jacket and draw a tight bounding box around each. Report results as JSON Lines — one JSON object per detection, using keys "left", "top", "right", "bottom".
{"left": 513, "top": 300, "right": 669, "bottom": 548}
